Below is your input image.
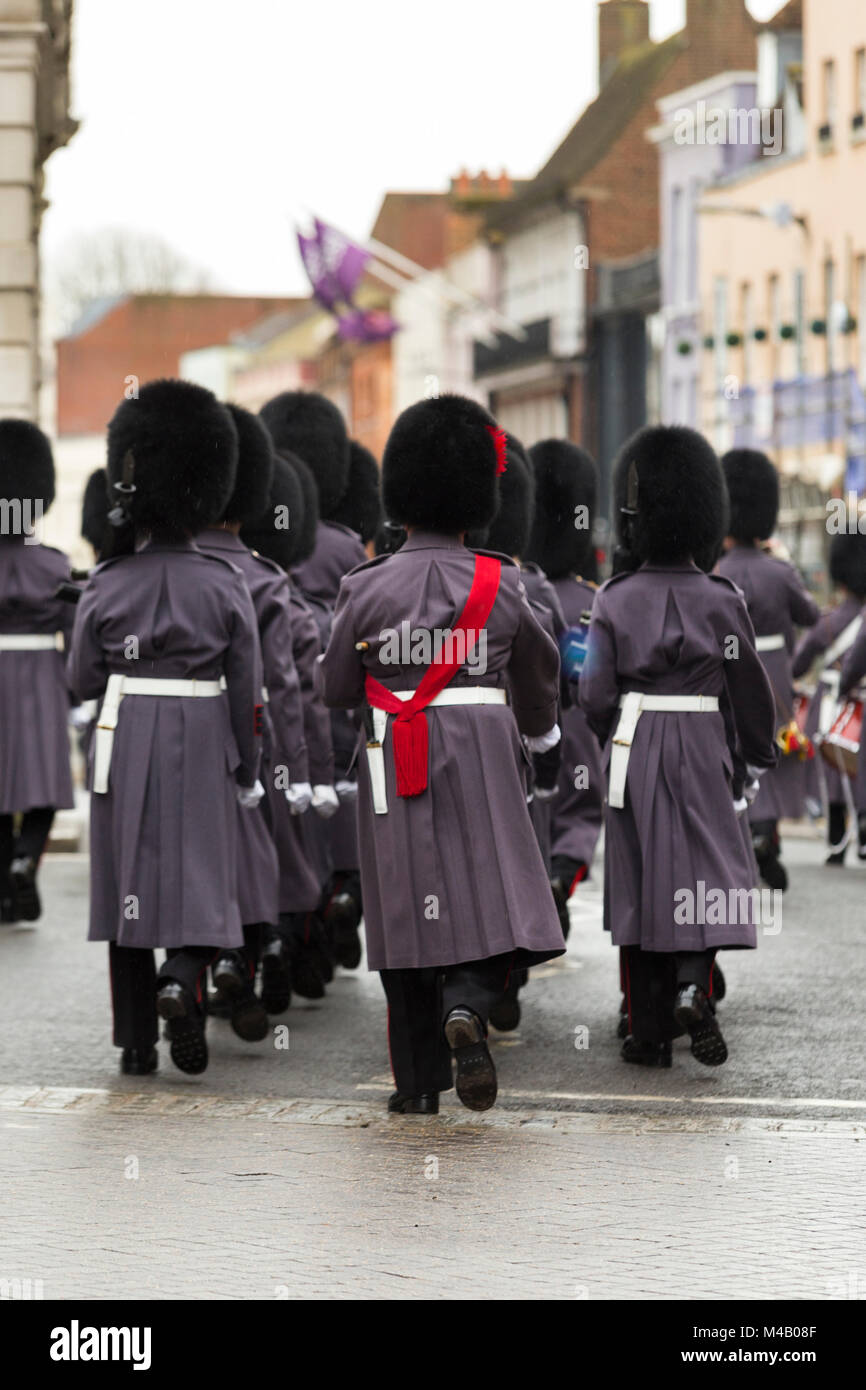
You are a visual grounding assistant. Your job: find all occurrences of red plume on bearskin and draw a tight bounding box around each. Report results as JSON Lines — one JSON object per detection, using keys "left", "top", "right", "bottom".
{"left": 487, "top": 426, "right": 508, "bottom": 475}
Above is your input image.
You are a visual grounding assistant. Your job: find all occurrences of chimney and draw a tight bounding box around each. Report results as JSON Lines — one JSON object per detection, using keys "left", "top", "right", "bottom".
{"left": 598, "top": 0, "right": 650, "bottom": 87}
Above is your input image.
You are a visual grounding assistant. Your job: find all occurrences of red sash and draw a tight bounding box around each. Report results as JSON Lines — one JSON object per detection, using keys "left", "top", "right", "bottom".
{"left": 365, "top": 554, "right": 502, "bottom": 797}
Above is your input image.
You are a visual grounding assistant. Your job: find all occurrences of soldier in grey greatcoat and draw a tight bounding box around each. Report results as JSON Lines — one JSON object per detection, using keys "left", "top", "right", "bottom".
{"left": 259, "top": 393, "right": 368, "bottom": 972}
{"left": 68, "top": 380, "right": 263, "bottom": 1077}
{"left": 0, "top": 420, "right": 75, "bottom": 924}
{"left": 579, "top": 425, "right": 777, "bottom": 1070}
{"left": 319, "top": 395, "right": 565, "bottom": 1114}
{"left": 525, "top": 440, "right": 604, "bottom": 936}
{"left": 242, "top": 449, "right": 338, "bottom": 1004}
{"left": 196, "top": 404, "right": 311, "bottom": 1041}
{"left": 718, "top": 450, "right": 820, "bottom": 890}
{"left": 793, "top": 533, "right": 866, "bottom": 864}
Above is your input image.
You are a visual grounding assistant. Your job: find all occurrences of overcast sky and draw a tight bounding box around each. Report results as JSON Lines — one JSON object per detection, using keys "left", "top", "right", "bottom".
{"left": 41, "top": 0, "right": 782, "bottom": 300}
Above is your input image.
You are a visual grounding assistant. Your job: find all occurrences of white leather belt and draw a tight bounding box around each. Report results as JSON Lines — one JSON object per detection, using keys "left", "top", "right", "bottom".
{"left": 819, "top": 669, "right": 841, "bottom": 734}
{"left": 93, "top": 673, "right": 223, "bottom": 794}
{"left": 0, "top": 633, "right": 62, "bottom": 651}
{"left": 755, "top": 633, "right": 785, "bottom": 652}
{"left": 608, "top": 692, "right": 720, "bottom": 810}
{"left": 366, "top": 686, "right": 507, "bottom": 814}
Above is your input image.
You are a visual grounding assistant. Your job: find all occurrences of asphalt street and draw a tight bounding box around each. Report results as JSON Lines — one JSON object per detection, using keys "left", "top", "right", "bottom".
{"left": 1, "top": 827, "right": 864, "bottom": 1300}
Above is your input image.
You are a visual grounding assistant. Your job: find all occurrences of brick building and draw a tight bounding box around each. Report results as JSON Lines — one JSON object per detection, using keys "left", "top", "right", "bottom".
{"left": 55, "top": 293, "right": 304, "bottom": 436}
{"left": 475, "top": 0, "right": 758, "bottom": 522}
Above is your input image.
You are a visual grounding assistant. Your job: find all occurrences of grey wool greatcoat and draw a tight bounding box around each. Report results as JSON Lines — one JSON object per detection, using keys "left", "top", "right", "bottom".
{"left": 717, "top": 545, "right": 820, "bottom": 821}
{"left": 265, "top": 581, "right": 329, "bottom": 914}
{"left": 296, "top": 520, "right": 368, "bottom": 874}
{"left": 68, "top": 541, "right": 263, "bottom": 949}
{"left": 792, "top": 594, "right": 863, "bottom": 806}
{"left": 838, "top": 610, "right": 866, "bottom": 815}
{"left": 550, "top": 574, "right": 605, "bottom": 869}
{"left": 0, "top": 539, "right": 75, "bottom": 814}
{"left": 196, "top": 529, "right": 309, "bottom": 926}
{"left": 317, "top": 530, "right": 566, "bottom": 971}
{"left": 519, "top": 562, "right": 566, "bottom": 867}
{"left": 578, "top": 562, "right": 777, "bottom": 953}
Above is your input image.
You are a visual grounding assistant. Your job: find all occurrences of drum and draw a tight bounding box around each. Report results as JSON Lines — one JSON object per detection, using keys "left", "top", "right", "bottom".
{"left": 820, "top": 697, "right": 864, "bottom": 779}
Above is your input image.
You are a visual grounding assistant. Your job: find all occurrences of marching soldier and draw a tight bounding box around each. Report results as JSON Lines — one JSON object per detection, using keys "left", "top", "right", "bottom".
{"left": 0, "top": 420, "right": 75, "bottom": 924}
{"left": 318, "top": 394, "right": 565, "bottom": 1113}
{"left": 259, "top": 392, "right": 367, "bottom": 970}
{"left": 242, "top": 449, "right": 338, "bottom": 1004}
{"left": 525, "top": 440, "right": 604, "bottom": 936}
{"left": 837, "top": 571, "right": 866, "bottom": 859}
{"left": 195, "top": 404, "right": 311, "bottom": 1040}
{"left": 793, "top": 533, "right": 866, "bottom": 864}
{"left": 579, "top": 425, "right": 776, "bottom": 1069}
{"left": 467, "top": 433, "right": 565, "bottom": 1031}
{"left": 718, "top": 450, "right": 820, "bottom": 889}
{"left": 68, "top": 379, "right": 263, "bottom": 1076}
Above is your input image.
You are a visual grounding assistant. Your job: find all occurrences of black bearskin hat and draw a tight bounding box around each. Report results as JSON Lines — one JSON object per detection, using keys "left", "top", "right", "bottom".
{"left": 259, "top": 391, "right": 349, "bottom": 519}
{"left": 721, "top": 448, "right": 779, "bottom": 542}
{"left": 331, "top": 440, "right": 382, "bottom": 543}
{"left": 0, "top": 418, "right": 55, "bottom": 513}
{"left": 383, "top": 393, "right": 500, "bottom": 534}
{"left": 613, "top": 424, "right": 726, "bottom": 568}
{"left": 282, "top": 450, "right": 319, "bottom": 562}
{"left": 107, "top": 379, "right": 238, "bottom": 539}
{"left": 221, "top": 404, "right": 275, "bottom": 526}
{"left": 829, "top": 532, "right": 866, "bottom": 598}
{"left": 525, "top": 439, "right": 597, "bottom": 580}
{"left": 81, "top": 468, "right": 110, "bottom": 554}
{"left": 240, "top": 452, "right": 304, "bottom": 571}
{"left": 468, "top": 435, "right": 534, "bottom": 557}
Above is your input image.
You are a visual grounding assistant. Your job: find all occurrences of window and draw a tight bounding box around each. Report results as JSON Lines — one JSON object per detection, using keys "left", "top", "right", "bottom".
{"left": 794, "top": 270, "right": 806, "bottom": 374}
{"left": 767, "top": 269, "right": 783, "bottom": 346}
{"left": 820, "top": 59, "right": 836, "bottom": 139}
{"left": 858, "top": 256, "right": 866, "bottom": 384}
{"left": 741, "top": 282, "right": 754, "bottom": 381}
{"left": 854, "top": 49, "right": 866, "bottom": 131}
{"left": 825, "top": 259, "right": 836, "bottom": 369}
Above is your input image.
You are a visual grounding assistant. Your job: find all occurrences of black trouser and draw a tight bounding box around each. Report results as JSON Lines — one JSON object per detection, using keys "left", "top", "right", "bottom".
{"left": 108, "top": 944, "right": 218, "bottom": 1052}
{"left": 827, "top": 801, "right": 847, "bottom": 854}
{"left": 216, "top": 923, "right": 265, "bottom": 982}
{"left": 0, "top": 807, "right": 55, "bottom": 892}
{"left": 622, "top": 946, "right": 716, "bottom": 1045}
{"left": 380, "top": 953, "right": 515, "bottom": 1097}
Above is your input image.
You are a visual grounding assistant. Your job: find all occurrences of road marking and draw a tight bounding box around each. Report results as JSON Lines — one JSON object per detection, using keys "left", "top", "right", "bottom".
{"left": 354, "top": 1082, "right": 866, "bottom": 1109}
{"left": 1, "top": 1083, "right": 865, "bottom": 1137}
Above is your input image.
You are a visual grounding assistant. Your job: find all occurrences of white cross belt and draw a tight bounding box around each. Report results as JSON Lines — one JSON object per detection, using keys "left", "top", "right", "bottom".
{"left": 93, "top": 673, "right": 223, "bottom": 794}
{"left": 608, "top": 692, "right": 720, "bottom": 810}
{"left": 755, "top": 633, "right": 785, "bottom": 652}
{"left": 0, "top": 633, "right": 62, "bottom": 651}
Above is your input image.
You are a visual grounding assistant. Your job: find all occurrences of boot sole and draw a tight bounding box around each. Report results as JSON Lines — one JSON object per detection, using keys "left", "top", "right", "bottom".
{"left": 444, "top": 1013, "right": 497, "bottom": 1111}
{"left": 229, "top": 997, "right": 270, "bottom": 1043}
{"left": 674, "top": 1000, "right": 728, "bottom": 1067}
{"left": 166, "top": 1018, "right": 208, "bottom": 1075}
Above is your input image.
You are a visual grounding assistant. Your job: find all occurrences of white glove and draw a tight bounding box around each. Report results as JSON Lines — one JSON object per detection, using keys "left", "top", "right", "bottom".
{"left": 311, "top": 784, "right": 340, "bottom": 818}
{"left": 69, "top": 703, "right": 95, "bottom": 730}
{"left": 285, "top": 780, "right": 313, "bottom": 814}
{"left": 743, "top": 777, "right": 761, "bottom": 806}
{"left": 745, "top": 764, "right": 767, "bottom": 781}
{"left": 236, "top": 779, "right": 265, "bottom": 809}
{"left": 523, "top": 724, "right": 561, "bottom": 754}
{"left": 733, "top": 796, "right": 749, "bottom": 816}
{"left": 335, "top": 778, "right": 358, "bottom": 804}
{"left": 534, "top": 783, "right": 559, "bottom": 802}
